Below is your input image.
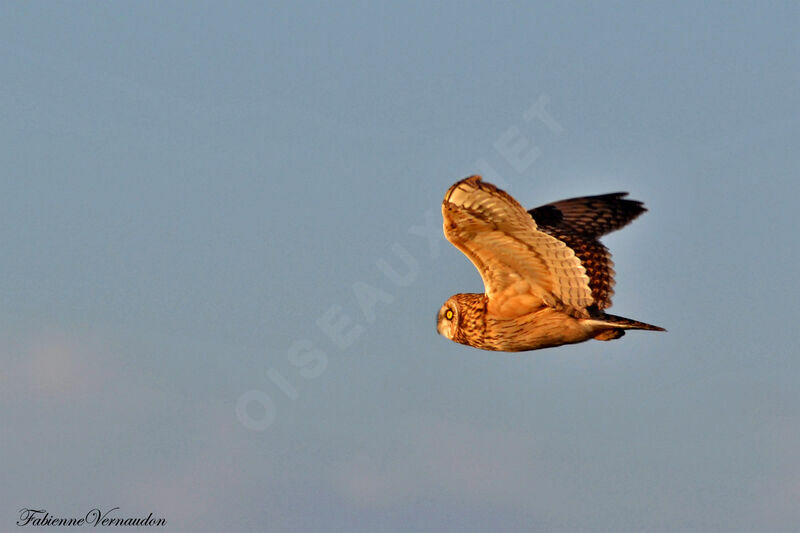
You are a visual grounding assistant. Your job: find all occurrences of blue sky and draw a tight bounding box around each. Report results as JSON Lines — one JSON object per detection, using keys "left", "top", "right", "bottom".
{"left": 2, "top": 2, "right": 799, "bottom": 532}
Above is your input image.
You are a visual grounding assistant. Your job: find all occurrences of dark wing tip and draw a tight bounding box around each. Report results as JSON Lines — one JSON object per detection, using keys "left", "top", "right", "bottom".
{"left": 594, "top": 192, "right": 647, "bottom": 214}
{"left": 527, "top": 203, "right": 563, "bottom": 226}
{"left": 529, "top": 191, "right": 649, "bottom": 237}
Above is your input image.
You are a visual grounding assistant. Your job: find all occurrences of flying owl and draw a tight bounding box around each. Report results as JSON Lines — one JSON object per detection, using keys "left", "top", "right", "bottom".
{"left": 436, "top": 175, "right": 664, "bottom": 351}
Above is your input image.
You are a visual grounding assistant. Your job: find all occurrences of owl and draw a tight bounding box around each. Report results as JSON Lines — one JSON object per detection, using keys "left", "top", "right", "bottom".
{"left": 436, "top": 175, "right": 664, "bottom": 351}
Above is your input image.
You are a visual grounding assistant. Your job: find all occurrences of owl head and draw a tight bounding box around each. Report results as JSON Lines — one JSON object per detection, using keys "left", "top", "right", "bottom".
{"left": 436, "top": 293, "right": 485, "bottom": 344}
{"left": 436, "top": 295, "right": 462, "bottom": 340}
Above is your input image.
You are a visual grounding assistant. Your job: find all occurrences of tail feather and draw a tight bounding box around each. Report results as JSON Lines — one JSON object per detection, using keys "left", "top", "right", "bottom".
{"left": 589, "top": 313, "right": 666, "bottom": 332}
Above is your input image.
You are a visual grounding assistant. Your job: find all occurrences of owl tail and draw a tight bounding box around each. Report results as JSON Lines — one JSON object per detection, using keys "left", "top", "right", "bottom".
{"left": 587, "top": 313, "right": 666, "bottom": 341}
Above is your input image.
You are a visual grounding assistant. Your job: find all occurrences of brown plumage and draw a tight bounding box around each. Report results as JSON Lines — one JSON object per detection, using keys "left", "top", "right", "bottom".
{"left": 528, "top": 192, "right": 646, "bottom": 309}
{"left": 436, "top": 176, "right": 664, "bottom": 352}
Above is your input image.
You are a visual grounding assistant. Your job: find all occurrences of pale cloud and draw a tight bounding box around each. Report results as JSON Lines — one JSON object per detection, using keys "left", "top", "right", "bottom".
{"left": 120, "top": 405, "right": 282, "bottom": 533}
{"left": 6, "top": 327, "right": 117, "bottom": 401}
{"left": 2, "top": 324, "right": 281, "bottom": 533}
{"left": 755, "top": 415, "right": 800, "bottom": 531}
{"left": 327, "top": 451, "right": 410, "bottom": 508}
{"left": 327, "top": 416, "right": 548, "bottom": 511}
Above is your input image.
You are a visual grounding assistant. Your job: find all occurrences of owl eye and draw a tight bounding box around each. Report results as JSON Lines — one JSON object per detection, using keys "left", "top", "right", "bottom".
{"left": 445, "top": 309, "right": 454, "bottom": 320}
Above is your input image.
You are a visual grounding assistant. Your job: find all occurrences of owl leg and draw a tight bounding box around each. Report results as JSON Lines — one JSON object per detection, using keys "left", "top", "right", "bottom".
{"left": 593, "top": 329, "right": 625, "bottom": 341}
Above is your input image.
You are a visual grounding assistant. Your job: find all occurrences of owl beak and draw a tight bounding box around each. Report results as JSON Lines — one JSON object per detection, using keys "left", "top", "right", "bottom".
{"left": 436, "top": 311, "right": 443, "bottom": 336}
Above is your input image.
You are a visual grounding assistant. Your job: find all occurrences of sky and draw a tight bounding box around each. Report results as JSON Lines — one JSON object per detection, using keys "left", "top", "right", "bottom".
{"left": 1, "top": 2, "right": 799, "bottom": 532}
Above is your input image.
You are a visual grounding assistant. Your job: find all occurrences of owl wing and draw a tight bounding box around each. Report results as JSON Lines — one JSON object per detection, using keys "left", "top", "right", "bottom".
{"left": 442, "top": 176, "right": 594, "bottom": 318}
{"left": 528, "top": 193, "right": 646, "bottom": 309}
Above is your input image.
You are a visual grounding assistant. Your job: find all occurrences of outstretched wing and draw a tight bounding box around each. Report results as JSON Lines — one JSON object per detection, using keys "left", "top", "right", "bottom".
{"left": 528, "top": 193, "right": 646, "bottom": 309}
{"left": 442, "top": 176, "right": 593, "bottom": 318}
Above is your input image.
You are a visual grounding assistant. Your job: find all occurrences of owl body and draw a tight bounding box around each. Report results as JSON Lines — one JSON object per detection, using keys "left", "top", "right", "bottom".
{"left": 437, "top": 293, "right": 608, "bottom": 352}
{"left": 436, "top": 176, "right": 664, "bottom": 352}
